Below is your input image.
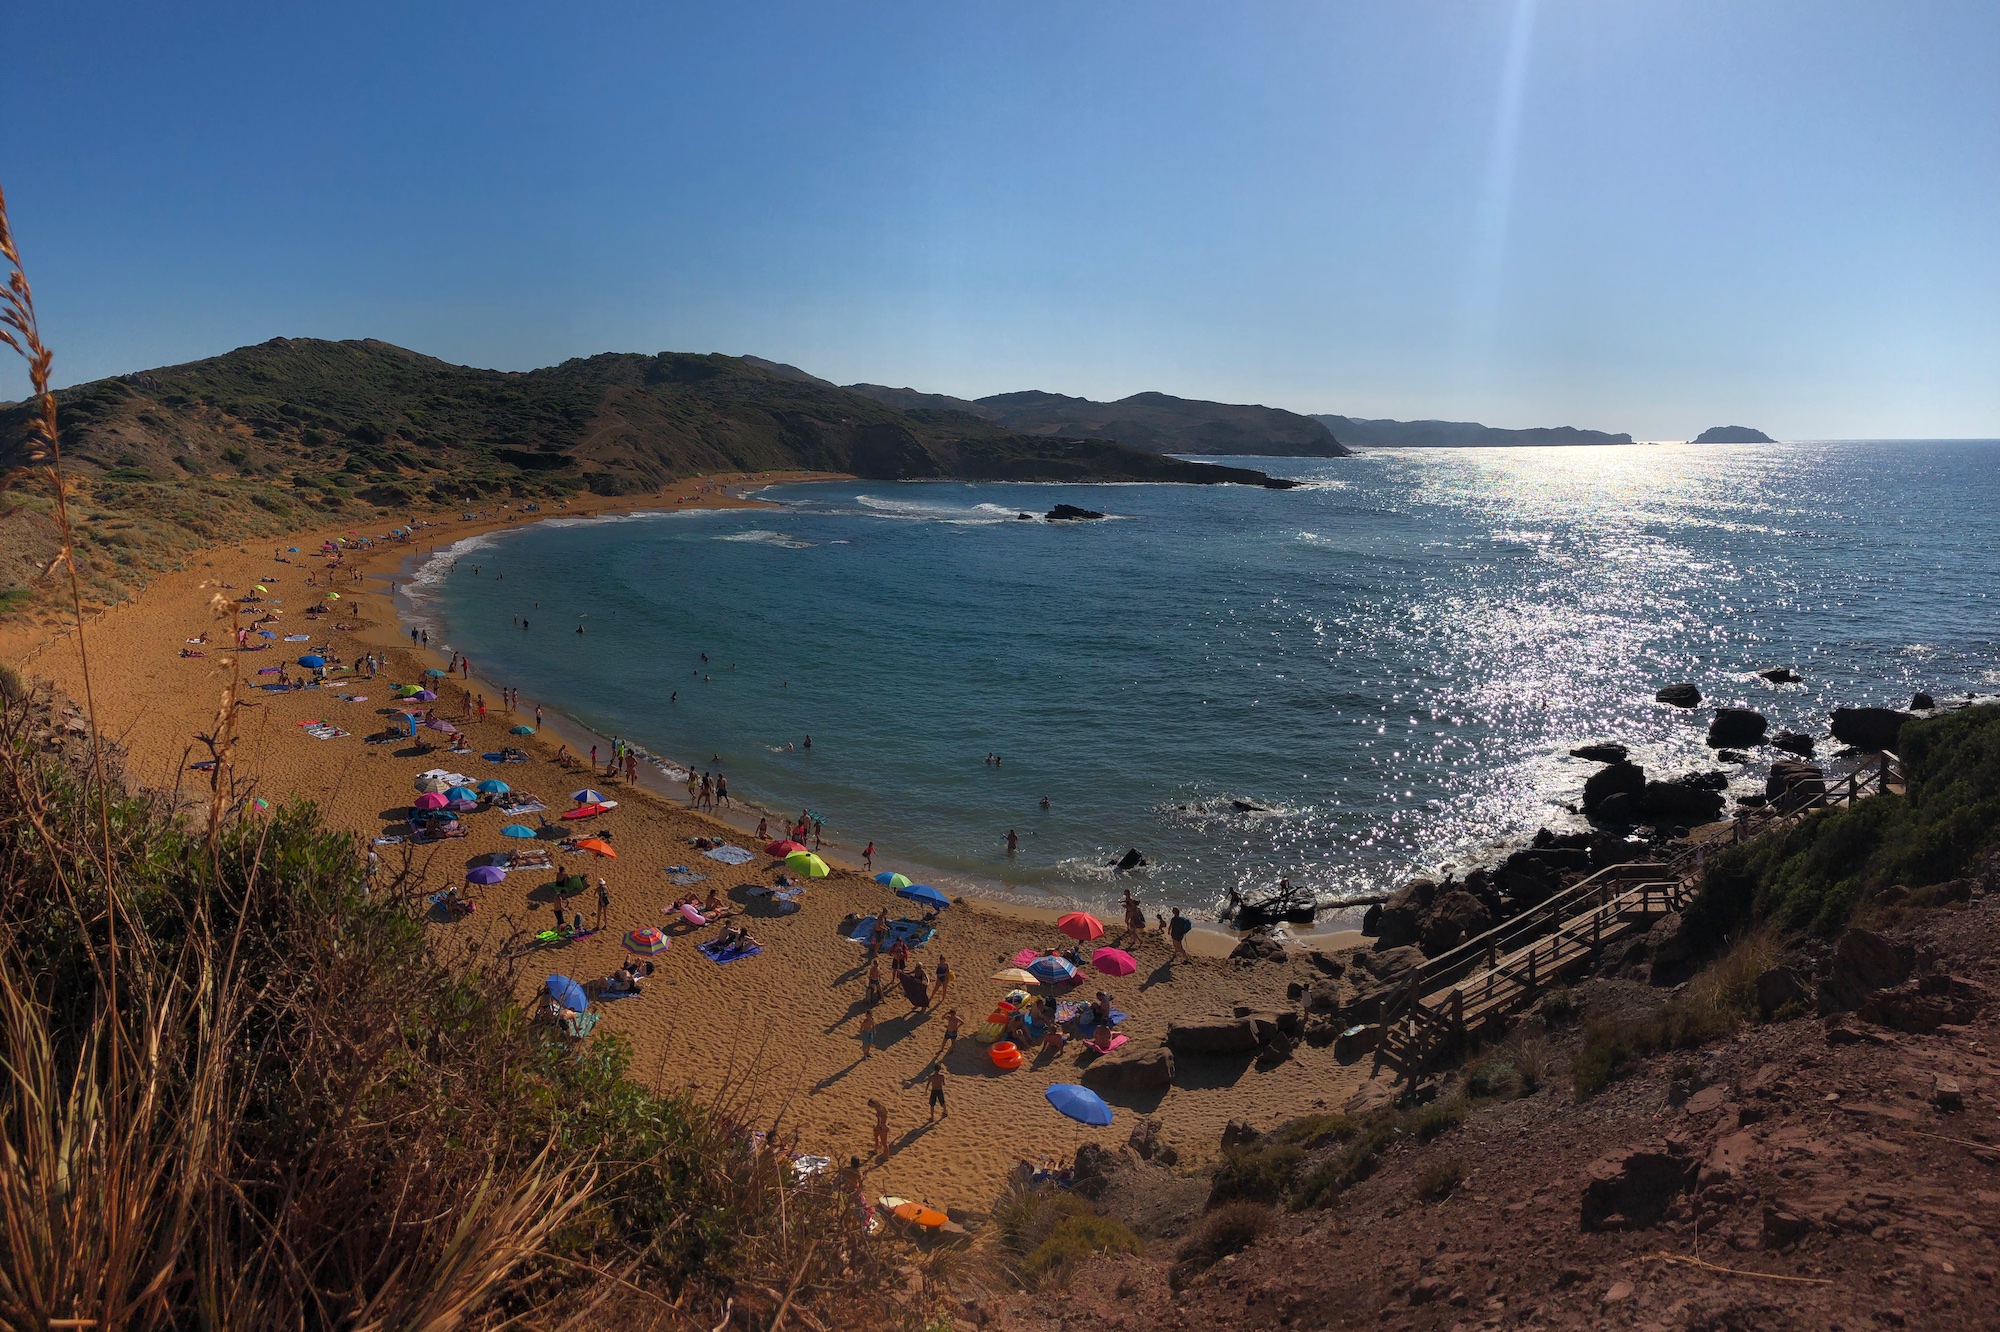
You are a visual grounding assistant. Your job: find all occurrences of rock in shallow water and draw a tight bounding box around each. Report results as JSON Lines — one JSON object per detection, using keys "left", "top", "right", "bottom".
{"left": 1656, "top": 682, "right": 1702, "bottom": 708}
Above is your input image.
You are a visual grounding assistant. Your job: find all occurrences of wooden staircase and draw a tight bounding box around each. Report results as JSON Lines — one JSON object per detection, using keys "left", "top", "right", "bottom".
{"left": 1369, "top": 751, "right": 1905, "bottom": 1084}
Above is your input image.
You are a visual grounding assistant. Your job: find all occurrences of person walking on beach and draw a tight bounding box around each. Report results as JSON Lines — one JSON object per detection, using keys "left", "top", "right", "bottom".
{"left": 933, "top": 955, "right": 952, "bottom": 1003}
{"left": 590, "top": 745, "right": 598, "bottom": 770}
{"left": 1122, "top": 888, "right": 1145, "bottom": 937}
{"left": 476, "top": 694, "right": 487, "bottom": 721}
{"left": 1005, "top": 829, "right": 1019, "bottom": 855}
{"left": 862, "top": 841, "right": 874, "bottom": 870}
{"left": 870, "top": 1098, "right": 890, "bottom": 1161}
{"left": 927, "top": 1065, "right": 948, "bottom": 1122}
{"left": 940, "top": 1007, "right": 961, "bottom": 1050}
{"left": 595, "top": 877, "right": 610, "bottom": 931}
{"left": 858, "top": 1010, "right": 877, "bottom": 1060}
{"left": 1168, "top": 906, "right": 1192, "bottom": 963}
{"left": 716, "top": 772, "right": 729, "bottom": 807}
{"left": 535, "top": 705, "right": 543, "bottom": 729}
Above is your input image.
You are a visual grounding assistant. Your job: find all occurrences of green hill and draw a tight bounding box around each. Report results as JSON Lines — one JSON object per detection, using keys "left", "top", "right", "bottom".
{"left": 848, "top": 384, "right": 1352, "bottom": 456}
{"left": 0, "top": 337, "right": 1292, "bottom": 620}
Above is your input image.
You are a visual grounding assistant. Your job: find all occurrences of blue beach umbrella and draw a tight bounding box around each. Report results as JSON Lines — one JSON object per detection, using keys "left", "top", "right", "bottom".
{"left": 477, "top": 779, "right": 509, "bottom": 794}
{"left": 874, "top": 872, "right": 912, "bottom": 889}
{"left": 570, "top": 789, "right": 605, "bottom": 805}
{"left": 445, "top": 786, "right": 478, "bottom": 802}
{"left": 424, "top": 668, "right": 447, "bottom": 678}
{"left": 1045, "top": 1085, "right": 1113, "bottom": 1126}
{"left": 287, "top": 547, "right": 298, "bottom": 553}
{"left": 297, "top": 654, "right": 325, "bottom": 669}
{"left": 897, "top": 883, "right": 950, "bottom": 911}
{"left": 1027, "top": 955, "right": 1080, "bottom": 985}
{"left": 501, "top": 824, "right": 536, "bottom": 838}
{"left": 546, "top": 975, "right": 587, "bottom": 1012}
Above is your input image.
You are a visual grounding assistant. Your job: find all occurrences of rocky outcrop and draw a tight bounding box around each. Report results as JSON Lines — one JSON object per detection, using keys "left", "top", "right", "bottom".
{"left": 1419, "top": 890, "right": 1495, "bottom": 957}
{"left": 1583, "top": 761, "right": 1646, "bottom": 812}
{"left": 1579, "top": 1141, "right": 1697, "bottom": 1230}
{"left": 1081, "top": 1047, "right": 1175, "bottom": 1093}
{"left": 1166, "top": 1018, "right": 1260, "bottom": 1055}
{"left": 1228, "top": 931, "right": 1288, "bottom": 964}
{"left": 1911, "top": 691, "right": 1936, "bottom": 711}
{"left": 1857, "top": 973, "right": 1990, "bottom": 1034}
{"left": 1758, "top": 667, "right": 1803, "bottom": 684}
{"left": 1655, "top": 683, "right": 1702, "bottom": 708}
{"left": 1830, "top": 706, "right": 1913, "bottom": 753}
{"left": 1817, "top": 928, "right": 1917, "bottom": 1013}
{"left": 1046, "top": 503, "right": 1107, "bottom": 521}
{"left": 1770, "top": 731, "right": 1815, "bottom": 757}
{"left": 1569, "top": 743, "right": 1629, "bottom": 763}
{"left": 1371, "top": 880, "right": 1436, "bottom": 950}
{"left": 1706, "top": 708, "right": 1768, "bottom": 749}
{"left": 1637, "top": 779, "right": 1725, "bottom": 824}
{"left": 1766, "top": 759, "right": 1825, "bottom": 811}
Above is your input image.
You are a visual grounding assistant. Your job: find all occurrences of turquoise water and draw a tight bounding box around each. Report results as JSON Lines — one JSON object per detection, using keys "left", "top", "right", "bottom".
{"left": 414, "top": 442, "right": 2000, "bottom": 914}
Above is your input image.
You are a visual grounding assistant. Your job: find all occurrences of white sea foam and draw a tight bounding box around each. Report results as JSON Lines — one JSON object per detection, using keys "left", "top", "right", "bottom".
{"left": 715, "top": 529, "right": 813, "bottom": 549}
{"left": 852, "top": 494, "right": 1042, "bottom": 525}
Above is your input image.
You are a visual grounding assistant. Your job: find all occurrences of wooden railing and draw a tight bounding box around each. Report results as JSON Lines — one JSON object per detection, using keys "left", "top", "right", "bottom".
{"left": 1371, "top": 750, "right": 1904, "bottom": 1083}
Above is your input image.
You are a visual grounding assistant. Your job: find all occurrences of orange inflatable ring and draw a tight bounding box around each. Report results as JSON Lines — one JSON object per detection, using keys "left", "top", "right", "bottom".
{"left": 990, "top": 1041, "right": 1024, "bottom": 1070}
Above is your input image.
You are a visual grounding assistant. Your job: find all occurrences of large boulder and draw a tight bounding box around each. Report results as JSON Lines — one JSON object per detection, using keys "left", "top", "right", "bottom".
{"left": 1706, "top": 708, "right": 1768, "bottom": 749}
{"left": 1858, "top": 974, "right": 1991, "bottom": 1034}
{"left": 1069, "top": 1142, "right": 1119, "bottom": 1199}
{"left": 1570, "top": 742, "right": 1629, "bottom": 763}
{"left": 1166, "top": 1018, "right": 1260, "bottom": 1055}
{"left": 1419, "top": 890, "right": 1495, "bottom": 956}
{"left": 1656, "top": 683, "right": 1702, "bottom": 708}
{"left": 1911, "top": 692, "right": 1936, "bottom": 711}
{"left": 1755, "top": 965, "right": 1810, "bottom": 1019}
{"left": 1830, "top": 707, "right": 1913, "bottom": 753}
{"left": 1638, "top": 780, "right": 1725, "bottom": 823}
{"left": 1817, "top": 928, "right": 1916, "bottom": 1013}
{"left": 1580, "top": 1141, "right": 1697, "bottom": 1231}
{"left": 1371, "top": 878, "right": 1437, "bottom": 950}
{"left": 1766, "top": 759, "right": 1825, "bottom": 810}
{"left": 1229, "top": 931, "right": 1287, "bottom": 964}
{"left": 1770, "top": 731, "right": 1816, "bottom": 758}
{"left": 1758, "top": 667, "right": 1803, "bottom": 684}
{"left": 1591, "top": 792, "right": 1637, "bottom": 826}
{"left": 1081, "top": 1047, "right": 1175, "bottom": 1093}
{"left": 1584, "top": 761, "right": 1647, "bottom": 812}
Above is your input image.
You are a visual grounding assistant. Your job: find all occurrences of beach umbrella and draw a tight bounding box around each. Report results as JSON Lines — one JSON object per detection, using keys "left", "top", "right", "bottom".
{"left": 476, "top": 779, "right": 509, "bottom": 794}
{"left": 897, "top": 883, "right": 950, "bottom": 911}
{"left": 413, "top": 792, "right": 449, "bottom": 811}
{"left": 1027, "top": 955, "right": 1080, "bottom": 985}
{"left": 424, "top": 668, "right": 447, "bottom": 678}
{"left": 427, "top": 718, "right": 459, "bottom": 734}
{"left": 767, "top": 839, "right": 807, "bottom": 857}
{"left": 466, "top": 865, "right": 506, "bottom": 885}
{"left": 510, "top": 724, "right": 535, "bottom": 736}
{"left": 571, "top": 789, "right": 605, "bottom": 805}
{"left": 445, "top": 798, "right": 479, "bottom": 813}
{"left": 546, "top": 975, "right": 587, "bottom": 1012}
{"left": 991, "top": 967, "right": 1040, "bottom": 984}
{"left": 411, "top": 689, "right": 438, "bottom": 702}
{"left": 445, "top": 785, "right": 478, "bottom": 801}
{"left": 415, "top": 775, "right": 450, "bottom": 792}
{"left": 287, "top": 547, "right": 299, "bottom": 553}
{"left": 1091, "top": 948, "right": 1138, "bottom": 978}
{"left": 1057, "top": 912, "right": 1104, "bottom": 941}
{"left": 574, "top": 837, "right": 617, "bottom": 858}
{"left": 874, "top": 871, "right": 912, "bottom": 889}
{"left": 1044, "top": 1084, "right": 1113, "bottom": 1127}
{"left": 625, "top": 927, "right": 669, "bottom": 955}
{"left": 394, "top": 684, "right": 420, "bottom": 696}
{"left": 501, "top": 824, "right": 536, "bottom": 838}
{"left": 785, "top": 851, "right": 830, "bottom": 878}
{"left": 326, "top": 592, "right": 340, "bottom": 599}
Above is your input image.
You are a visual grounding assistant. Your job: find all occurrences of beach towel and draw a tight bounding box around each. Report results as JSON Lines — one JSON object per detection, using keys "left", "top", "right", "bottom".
{"left": 372, "top": 834, "right": 407, "bottom": 845}
{"left": 1075, "top": 1008, "right": 1130, "bottom": 1038}
{"left": 284, "top": 634, "right": 311, "bottom": 641}
{"left": 562, "top": 1011, "right": 600, "bottom": 1038}
{"left": 665, "top": 871, "right": 708, "bottom": 887}
{"left": 697, "top": 939, "right": 762, "bottom": 964}
{"left": 305, "top": 726, "right": 349, "bottom": 740}
{"left": 844, "top": 916, "right": 933, "bottom": 949}
{"left": 898, "top": 970, "right": 931, "bottom": 1008}
{"left": 1082, "top": 1033, "right": 1129, "bottom": 1055}
{"left": 702, "top": 844, "right": 754, "bottom": 865}
{"left": 1010, "top": 947, "right": 1041, "bottom": 968}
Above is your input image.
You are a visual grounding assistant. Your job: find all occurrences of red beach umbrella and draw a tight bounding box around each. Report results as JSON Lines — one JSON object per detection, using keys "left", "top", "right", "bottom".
{"left": 1091, "top": 947, "right": 1137, "bottom": 978}
{"left": 766, "top": 839, "right": 807, "bottom": 857}
{"left": 1057, "top": 911, "right": 1105, "bottom": 942}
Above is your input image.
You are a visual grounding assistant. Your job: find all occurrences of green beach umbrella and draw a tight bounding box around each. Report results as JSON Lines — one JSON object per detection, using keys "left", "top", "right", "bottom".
{"left": 874, "top": 872, "right": 912, "bottom": 889}
{"left": 785, "top": 851, "right": 831, "bottom": 878}
{"left": 510, "top": 724, "right": 535, "bottom": 735}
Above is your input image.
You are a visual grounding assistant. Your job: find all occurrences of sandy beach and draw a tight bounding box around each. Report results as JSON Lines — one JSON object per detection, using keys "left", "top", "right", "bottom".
{"left": 3, "top": 472, "right": 1376, "bottom": 1212}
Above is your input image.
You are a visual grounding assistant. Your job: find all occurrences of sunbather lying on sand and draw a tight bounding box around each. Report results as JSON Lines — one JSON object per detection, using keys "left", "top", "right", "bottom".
{"left": 715, "top": 923, "right": 761, "bottom": 952}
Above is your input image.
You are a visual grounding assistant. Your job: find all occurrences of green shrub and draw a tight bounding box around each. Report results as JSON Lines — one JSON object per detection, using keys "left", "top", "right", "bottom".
{"left": 1175, "top": 1201, "right": 1270, "bottom": 1272}
{"left": 992, "top": 1189, "right": 1142, "bottom": 1286}
{"left": 1539, "top": 986, "right": 1579, "bottom": 1025}
{"left": 1413, "top": 1160, "right": 1466, "bottom": 1203}
{"left": 1208, "top": 1142, "right": 1305, "bottom": 1205}
{"left": 1465, "top": 1056, "right": 1518, "bottom": 1100}
{"left": 1290, "top": 1122, "right": 1398, "bottom": 1209}
{"left": 1406, "top": 1097, "right": 1466, "bottom": 1143}
{"left": 1271, "top": 1113, "right": 1358, "bottom": 1147}
{"left": 1687, "top": 707, "right": 2000, "bottom": 941}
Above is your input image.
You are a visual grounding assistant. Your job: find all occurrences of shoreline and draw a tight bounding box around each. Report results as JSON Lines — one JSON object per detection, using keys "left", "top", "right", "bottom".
{"left": 378, "top": 494, "right": 1269, "bottom": 958}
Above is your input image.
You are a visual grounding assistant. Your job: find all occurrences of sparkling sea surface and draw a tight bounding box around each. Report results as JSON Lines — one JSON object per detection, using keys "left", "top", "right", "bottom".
{"left": 412, "top": 442, "right": 2000, "bottom": 915}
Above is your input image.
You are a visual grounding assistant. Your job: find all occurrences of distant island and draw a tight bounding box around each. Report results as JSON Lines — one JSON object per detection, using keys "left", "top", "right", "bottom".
{"left": 843, "top": 383, "right": 1351, "bottom": 457}
{"left": 1309, "top": 414, "right": 1633, "bottom": 448}
{"left": 1692, "top": 425, "right": 1776, "bottom": 443}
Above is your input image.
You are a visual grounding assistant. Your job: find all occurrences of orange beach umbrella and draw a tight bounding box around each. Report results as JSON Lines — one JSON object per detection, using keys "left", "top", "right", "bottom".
{"left": 1057, "top": 911, "right": 1104, "bottom": 941}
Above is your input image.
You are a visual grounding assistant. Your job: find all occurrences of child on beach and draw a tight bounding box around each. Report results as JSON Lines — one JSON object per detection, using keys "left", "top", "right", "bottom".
{"left": 862, "top": 841, "right": 874, "bottom": 869}
{"left": 859, "top": 1011, "right": 877, "bottom": 1060}
{"left": 940, "top": 1008, "right": 961, "bottom": 1048}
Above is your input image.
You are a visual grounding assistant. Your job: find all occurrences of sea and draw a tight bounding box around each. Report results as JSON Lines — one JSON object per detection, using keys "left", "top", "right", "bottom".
{"left": 408, "top": 441, "right": 2000, "bottom": 918}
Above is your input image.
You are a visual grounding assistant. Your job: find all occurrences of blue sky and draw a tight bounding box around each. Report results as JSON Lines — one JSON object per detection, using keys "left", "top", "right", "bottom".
{"left": 3, "top": 1, "right": 1995, "bottom": 438}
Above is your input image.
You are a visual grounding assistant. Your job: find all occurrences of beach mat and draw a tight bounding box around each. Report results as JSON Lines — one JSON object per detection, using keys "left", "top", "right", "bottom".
{"left": 1009, "top": 947, "right": 1040, "bottom": 968}
{"left": 702, "top": 844, "right": 754, "bottom": 865}
{"left": 1075, "top": 1008, "right": 1131, "bottom": 1037}
{"left": 846, "top": 916, "right": 935, "bottom": 949}
{"left": 1082, "top": 1033, "right": 1129, "bottom": 1055}
{"left": 698, "top": 939, "right": 762, "bottom": 964}
{"left": 666, "top": 871, "right": 708, "bottom": 887}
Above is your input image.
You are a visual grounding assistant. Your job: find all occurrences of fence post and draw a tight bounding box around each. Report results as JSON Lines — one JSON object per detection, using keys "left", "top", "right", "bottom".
{"left": 1449, "top": 990, "right": 1464, "bottom": 1041}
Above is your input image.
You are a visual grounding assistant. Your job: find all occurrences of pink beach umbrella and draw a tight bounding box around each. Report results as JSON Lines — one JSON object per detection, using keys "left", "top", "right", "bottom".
{"left": 412, "top": 791, "right": 449, "bottom": 811}
{"left": 1090, "top": 948, "right": 1137, "bottom": 978}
